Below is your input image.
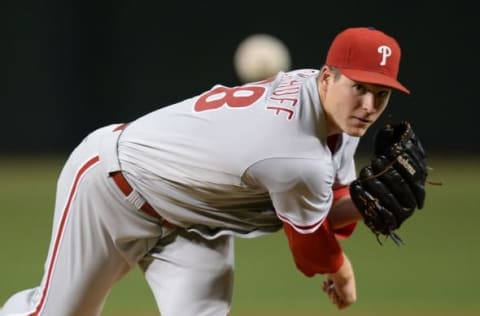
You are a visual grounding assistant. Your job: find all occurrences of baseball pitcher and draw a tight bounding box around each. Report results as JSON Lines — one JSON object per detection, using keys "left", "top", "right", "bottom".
{"left": 0, "top": 27, "right": 428, "bottom": 315}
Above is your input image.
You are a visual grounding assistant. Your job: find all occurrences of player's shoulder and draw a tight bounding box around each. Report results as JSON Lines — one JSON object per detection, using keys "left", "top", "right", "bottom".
{"left": 239, "top": 68, "right": 319, "bottom": 88}
{"left": 253, "top": 68, "right": 319, "bottom": 98}
{"left": 195, "top": 69, "right": 319, "bottom": 94}
{"left": 270, "top": 68, "right": 319, "bottom": 83}
{"left": 285, "top": 68, "right": 319, "bottom": 77}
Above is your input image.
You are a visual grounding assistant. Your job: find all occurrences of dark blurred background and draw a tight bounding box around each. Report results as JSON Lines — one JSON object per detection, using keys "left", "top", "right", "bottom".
{"left": 1, "top": 1, "right": 477, "bottom": 155}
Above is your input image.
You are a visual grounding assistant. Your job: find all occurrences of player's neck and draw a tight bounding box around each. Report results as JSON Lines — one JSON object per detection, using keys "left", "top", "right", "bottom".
{"left": 324, "top": 113, "right": 342, "bottom": 136}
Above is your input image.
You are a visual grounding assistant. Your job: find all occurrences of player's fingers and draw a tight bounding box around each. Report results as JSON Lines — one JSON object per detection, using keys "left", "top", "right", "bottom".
{"left": 322, "top": 281, "right": 340, "bottom": 307}
{"left": 324, "top": 285, "right": 342, "bottom": 308}
{"left": 322, "top": 281, "right": 328, "bottom": 292}
{"left": 330, "top": 291, "right": 344, "bottom": 309}
{"left": 330, "top": 291, "right": 350, "bottom": 310}
{"left": 322, "top": 279, "right": 352, "bottom": 309}
{"left": 335, "top": 292, "right": 355, "bottom": 309}
{"left": 322, "top": 279, "right": 333, "bottom": 292}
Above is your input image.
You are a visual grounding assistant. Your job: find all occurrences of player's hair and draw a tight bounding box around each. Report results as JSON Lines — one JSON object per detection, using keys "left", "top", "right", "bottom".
{"left": 322, "top": 65, "right": 342, "bottom": 81}
{"left": 328, "top": 66, "right": 342, "bottom": 80}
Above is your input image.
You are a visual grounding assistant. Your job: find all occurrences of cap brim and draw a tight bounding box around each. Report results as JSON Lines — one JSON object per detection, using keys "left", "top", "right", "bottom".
{"left": 339, "top": 68, "right": 410, "bottom": 94}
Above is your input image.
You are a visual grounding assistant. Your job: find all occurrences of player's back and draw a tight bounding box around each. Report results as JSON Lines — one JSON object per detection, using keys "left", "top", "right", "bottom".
{"left": 119, "top": 69, "right": 323, "bottom": 184}
{"left": 116, "top": 69, "right": 328, "bottom": 235}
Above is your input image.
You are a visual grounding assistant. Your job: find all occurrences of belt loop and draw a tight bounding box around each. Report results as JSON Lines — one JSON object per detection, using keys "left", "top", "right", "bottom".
{"left": 110, "top": 171, "right": 176, "bottom": 228}
{"left": 109, "top": 125, "right": 176, "bottom": 228}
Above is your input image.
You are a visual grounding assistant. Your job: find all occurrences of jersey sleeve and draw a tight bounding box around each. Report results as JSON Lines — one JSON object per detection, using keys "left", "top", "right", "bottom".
{"left": 333, "top": 135, "right": 359, "bottom": 188}
{"left": 244, "top": 157, "right": 334, "bottom": 234}
{"left": 330, "top": 136, "right": 359, "bottom": 238}
{"left": 331, "top": 186, "right": 357, "bottom": 239}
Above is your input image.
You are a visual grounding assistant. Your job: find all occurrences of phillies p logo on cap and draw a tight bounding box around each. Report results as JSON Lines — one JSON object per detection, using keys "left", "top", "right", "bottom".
{"left": 326, "top": 27, "right": 410, "bottom": 94}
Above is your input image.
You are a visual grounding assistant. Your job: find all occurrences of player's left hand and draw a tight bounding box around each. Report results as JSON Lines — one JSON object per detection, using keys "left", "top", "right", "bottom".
{"left": 349, "top": 121, "right": 429, "bottom": 245}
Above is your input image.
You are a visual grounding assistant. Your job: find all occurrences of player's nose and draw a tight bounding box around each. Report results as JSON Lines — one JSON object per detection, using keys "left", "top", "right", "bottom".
{"left": 360, "top": 93, "right": 376, "bottom": 113}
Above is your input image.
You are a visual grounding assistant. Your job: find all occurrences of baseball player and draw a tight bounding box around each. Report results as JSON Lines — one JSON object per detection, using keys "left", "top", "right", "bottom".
{"left": 0, "top": 27, "right": 413, "bottom": 315}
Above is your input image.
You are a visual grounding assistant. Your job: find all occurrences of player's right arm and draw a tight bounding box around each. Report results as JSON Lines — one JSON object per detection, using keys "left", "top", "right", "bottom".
{"left": 323, "top": 253, "right": 357, "bottom": 309}
{"left": 244, "top": 157, "right": 357, "bottom": 308}
{"left": 283, "top": 217, "right": 357, "bottom": 309}
{"left": 283, "top": 220, "right": 357, "bottom": 309}
{"left": 244, "top": 157, "right": 345, "bottom": 275}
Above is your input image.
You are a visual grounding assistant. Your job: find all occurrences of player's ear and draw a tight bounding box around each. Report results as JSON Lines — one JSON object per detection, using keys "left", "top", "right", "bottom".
{"left": 318, "top": 66, "right": 332, "bottom": 93}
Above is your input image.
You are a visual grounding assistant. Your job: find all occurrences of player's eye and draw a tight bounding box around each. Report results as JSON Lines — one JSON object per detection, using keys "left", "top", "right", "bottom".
{"left": 377, "top": 90, "right": 391, "bottom": 98}
{"left": 353, "top": 84, "right": 367, "bottom": 95}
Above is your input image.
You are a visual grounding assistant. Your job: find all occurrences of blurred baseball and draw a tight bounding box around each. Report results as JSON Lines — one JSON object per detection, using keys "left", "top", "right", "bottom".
{"left": 234, "top": 33, "right": 291, "bottom": 83}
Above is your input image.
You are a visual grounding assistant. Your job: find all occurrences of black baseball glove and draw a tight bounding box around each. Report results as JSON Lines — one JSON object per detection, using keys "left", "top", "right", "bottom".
{"left": 349, "top": 121, "right": 428, "bottom": 245}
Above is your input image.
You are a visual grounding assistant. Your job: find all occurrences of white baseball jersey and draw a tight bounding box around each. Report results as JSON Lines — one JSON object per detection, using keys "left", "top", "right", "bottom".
{"left": 117, "top": 69, "right": 359, "bottom": 238}
{"left": 0, "top": 69, "right": 359, "bottom": 316}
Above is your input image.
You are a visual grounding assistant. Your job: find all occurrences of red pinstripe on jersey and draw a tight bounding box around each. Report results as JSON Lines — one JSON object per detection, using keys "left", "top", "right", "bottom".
{"left": 29, "top": 155, "right": 100, "bottom": 316}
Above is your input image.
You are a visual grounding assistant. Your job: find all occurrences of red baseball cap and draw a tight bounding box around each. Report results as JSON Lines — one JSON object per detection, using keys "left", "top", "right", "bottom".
{"left": 326, "top": 27, "right": 410, "bottom": 94}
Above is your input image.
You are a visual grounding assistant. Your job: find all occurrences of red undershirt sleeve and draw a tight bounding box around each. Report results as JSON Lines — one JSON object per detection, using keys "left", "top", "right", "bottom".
{"left": 282, "top": 186, "right": 359, "bottom": 277}
{"left": 283, "top": 220, "right": 343, "bottom": 277}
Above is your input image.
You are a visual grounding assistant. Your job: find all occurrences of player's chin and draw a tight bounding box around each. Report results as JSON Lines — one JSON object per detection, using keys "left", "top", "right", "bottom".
{"left": 344, "top": 126, "right": 368, "bottom": 137}
{"left": 344, "top": 119, "right": 371, "bottom": 137}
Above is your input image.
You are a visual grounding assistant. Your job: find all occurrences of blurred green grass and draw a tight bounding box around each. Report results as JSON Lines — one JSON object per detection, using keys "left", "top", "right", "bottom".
{"left": 0, "top": 154, "right": 479, "bottom": 316}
